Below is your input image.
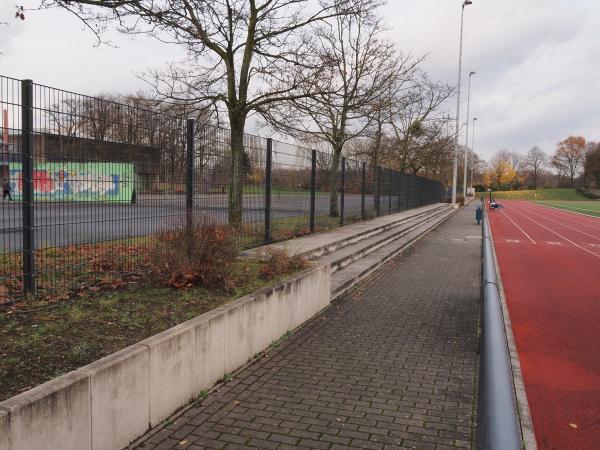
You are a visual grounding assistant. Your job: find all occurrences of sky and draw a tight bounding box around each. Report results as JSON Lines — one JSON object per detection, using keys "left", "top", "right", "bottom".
{"left": 1, "top": 0, "right": 599, "bottom": 160}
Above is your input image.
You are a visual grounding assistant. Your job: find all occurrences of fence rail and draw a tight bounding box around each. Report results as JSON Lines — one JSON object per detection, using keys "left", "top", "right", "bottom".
{"left": 476, "top": 202, "right": 522, "bottom": 450}
{"left": 1, "top": 75, "right": 445, "bottom": 303}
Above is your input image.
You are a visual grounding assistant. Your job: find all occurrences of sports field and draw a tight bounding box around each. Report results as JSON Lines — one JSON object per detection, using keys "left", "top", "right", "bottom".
{"left": 488, "top": 200, "right": 600, "bottom": 449}
{"left": 536, "top": 200, "right": 600, "bottom": 218}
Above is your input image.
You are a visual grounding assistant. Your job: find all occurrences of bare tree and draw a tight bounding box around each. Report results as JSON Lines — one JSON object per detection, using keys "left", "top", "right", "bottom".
{"left": 552, "top": 136, "right": 586, "bottom": 188}
{"left": 583, "top": 142, "right": 600, "bottom": 188}
{"left": 523, "top": 145, "right": 547, "bottom": 189}
{"left": 45, "top": 0, "right": 363, "bottom": 224}
{"left": 263, "top": 5, "right": 401, "bottom": 216}
{"left": 387, "top": 73, "right": 453, "bottom": 174}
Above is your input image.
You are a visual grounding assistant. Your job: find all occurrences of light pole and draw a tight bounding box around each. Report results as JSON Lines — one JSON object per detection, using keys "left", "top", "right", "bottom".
{"left": 470, "top": 117, "right": 477, "bottom": 188}
{"left": 463, "top": 71, "right": 475, "bottom": 198}
{"left": 451, "top": 0, "right": 472, "bottom": 206}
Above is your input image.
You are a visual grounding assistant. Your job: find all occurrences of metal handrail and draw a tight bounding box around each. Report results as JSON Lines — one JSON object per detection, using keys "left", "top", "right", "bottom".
{"left": 476, "top": 203, "right": 522, "bottom": 450}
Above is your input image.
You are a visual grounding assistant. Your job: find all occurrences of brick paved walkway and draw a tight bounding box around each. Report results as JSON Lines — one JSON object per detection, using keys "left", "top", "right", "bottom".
{"left": 134, "top": 205, "right": 481, "bottom": 450}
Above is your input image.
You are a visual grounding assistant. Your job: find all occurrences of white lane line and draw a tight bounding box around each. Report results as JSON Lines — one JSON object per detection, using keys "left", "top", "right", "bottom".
{"left": 509, "top": 206, "right": 600, "bottom": 261}
{"left": 533, "top": 203, "right": 600, "bottom": 230}
{"left": 518, "top": 205, "right": 600, "bottom": 242}
{"left": 499, "top": 209, "right": 537, "bottom": 244}
{"left": 532, "top": 202, "right": 600, "bottom": 227}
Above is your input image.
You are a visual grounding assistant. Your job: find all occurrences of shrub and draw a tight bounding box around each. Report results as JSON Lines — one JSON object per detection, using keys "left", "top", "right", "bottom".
{"left": 149, "top": 220, "right": 240, "bottom": 290}
{"left": 577, "top": 187, "right": 600, "bottom": 199}
{"left": 258, "top": 249, "right": 308, "bottom": 281}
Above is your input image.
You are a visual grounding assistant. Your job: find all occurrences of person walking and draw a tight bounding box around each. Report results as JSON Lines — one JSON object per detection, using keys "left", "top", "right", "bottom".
{"left": 2, "top": 177, "right": 12, "bottom": 201}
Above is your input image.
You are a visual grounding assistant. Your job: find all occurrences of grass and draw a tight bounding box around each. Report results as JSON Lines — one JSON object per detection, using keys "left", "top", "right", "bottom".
{"left": 0, "top": 258, "right": 304, "bottom": 401}
{"left": 478, "top": 188, "right": 589, "bottom": 201}
{"left": 535, "top": 200, "right": 600, "bottom": 218}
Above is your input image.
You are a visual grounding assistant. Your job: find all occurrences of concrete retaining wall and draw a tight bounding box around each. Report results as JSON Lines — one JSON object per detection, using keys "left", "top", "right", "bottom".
{"left": 0, "top": 264, "right": 331, "bottom": 450}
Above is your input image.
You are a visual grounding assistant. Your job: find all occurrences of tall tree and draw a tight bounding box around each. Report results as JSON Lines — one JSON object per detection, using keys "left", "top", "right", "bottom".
{"left": 486, "top": 149, "right": 517, "bottom": 190}
{"left": 523, "top": 145, "right": 547, "bottom": 189}
{"left": 263, "top": 5, "right": 401, "bottom": 216}
{"left": 387, "top": 73, "right": 452, "bottom": 174}
{"left": 583, "top": 142, "right": 600, "bottom": 188}
{"left": 45, "top": 0, "right": 362, "bottom": 224}
{"left": 552, "top": 136, "right": 586, "bottom": 188}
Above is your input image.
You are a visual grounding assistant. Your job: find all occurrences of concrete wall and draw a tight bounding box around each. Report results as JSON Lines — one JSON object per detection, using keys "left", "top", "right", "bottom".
{"left": 0, "top": 264, "right": 331, "bottom": 450}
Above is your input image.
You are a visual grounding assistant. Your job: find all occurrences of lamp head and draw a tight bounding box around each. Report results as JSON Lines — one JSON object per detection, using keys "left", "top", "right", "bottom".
{"left": 463, "top": 0, "right": 473, "bottom": 6}
{"left": 473, "top": 117, "right": 478, "bottom": 122}
{"left": 469, "top": 71, "right": 476, "bottom": 76}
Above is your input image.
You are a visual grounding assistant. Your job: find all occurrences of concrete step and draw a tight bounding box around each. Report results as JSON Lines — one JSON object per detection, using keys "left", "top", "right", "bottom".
{"left": 242, "top": 203, "right": 451, "bottom": 260}
{"left": 319, "top": 205, "right": 453, "bottom": 274}
{"left": 331, "top": 207, "right": 455, "bottom": 299}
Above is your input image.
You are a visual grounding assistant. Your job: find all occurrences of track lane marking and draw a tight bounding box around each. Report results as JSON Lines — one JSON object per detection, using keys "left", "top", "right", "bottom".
{"left": 531, "top": 201, "right": 600, "bottom": 228}
{"left": 533, "top": 203, "right": 600, "bottom": 230}
{"left": 509, "top": 206, "right": 600, "bottom": 261}
{"left": 516, "top": 204, "right": 600, "bottom": 242}
{"left": 498, "top": 209, "right": 536, "bottom": 244}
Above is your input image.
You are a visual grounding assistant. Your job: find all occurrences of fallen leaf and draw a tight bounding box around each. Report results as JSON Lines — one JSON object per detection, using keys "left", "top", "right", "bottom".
{"left": 569, "top": 423, "right": 578, "bottom": 429}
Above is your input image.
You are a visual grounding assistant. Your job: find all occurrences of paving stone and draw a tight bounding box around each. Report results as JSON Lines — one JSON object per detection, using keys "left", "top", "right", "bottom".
{"left": 133, "top": 206, "right": 480, "bottom": 449}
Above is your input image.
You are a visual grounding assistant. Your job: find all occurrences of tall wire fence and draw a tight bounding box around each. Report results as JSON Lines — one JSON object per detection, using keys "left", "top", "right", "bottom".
{"left": 0, "top": 75, "right": 445, "bottom": 304}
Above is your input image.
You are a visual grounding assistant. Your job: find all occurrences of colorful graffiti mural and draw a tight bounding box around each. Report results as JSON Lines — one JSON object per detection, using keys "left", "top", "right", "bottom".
{"left": 7, "top": 162, "right": 135, "bottom": 202}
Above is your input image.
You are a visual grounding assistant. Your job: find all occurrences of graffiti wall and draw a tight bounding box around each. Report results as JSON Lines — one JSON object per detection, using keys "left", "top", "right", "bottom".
{"left": 7, "top": 162, "right": 135, "bottom": 202}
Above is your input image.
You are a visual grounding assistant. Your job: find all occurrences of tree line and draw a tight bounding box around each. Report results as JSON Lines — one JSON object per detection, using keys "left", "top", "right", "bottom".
{"left": 482, "top": 136, "right": 600, "bottom": 191}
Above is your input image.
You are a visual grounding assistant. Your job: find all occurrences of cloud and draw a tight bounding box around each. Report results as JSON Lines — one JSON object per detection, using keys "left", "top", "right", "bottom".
{"left": 383, "top": 0, "right": 598, "bottom": 159}
{"left": 0, "top": 3, "right": 25, "bottom": 55}
{"left": 2, "top": 0, "right": 598, "bottom": 161}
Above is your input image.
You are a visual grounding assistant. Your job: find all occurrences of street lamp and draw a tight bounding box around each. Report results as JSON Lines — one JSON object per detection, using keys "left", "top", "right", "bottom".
{"left": 463, "top": 70, "right": 476, "bottom": 198}
{"left": 470, "top": 117, "right": 477, "bottom": 188}
{"left": 451, "top": 0, "right": 473, "bottom": 206}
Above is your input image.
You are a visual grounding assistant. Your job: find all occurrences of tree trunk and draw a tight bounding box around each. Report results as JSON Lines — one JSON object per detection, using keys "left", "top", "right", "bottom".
{"left": 228, "top": 113, "right": 246, "bottom": 226}
{"left": 329, "top": 149, "right": 342, "bottom": 217}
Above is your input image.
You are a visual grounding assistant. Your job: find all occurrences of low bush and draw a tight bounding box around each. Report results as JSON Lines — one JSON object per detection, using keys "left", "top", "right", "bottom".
{"left": 576, "top": 187, "right": 600, "bottom": 199}
{"left": 149, "top": 220, "right": 240, "bottom": 290}
{"left": 258, "top": 249, "right": 308, "bottom": 281}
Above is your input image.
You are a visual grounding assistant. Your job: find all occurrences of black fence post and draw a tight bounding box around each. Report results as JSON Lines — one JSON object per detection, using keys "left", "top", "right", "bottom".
{"left": 21, "top": 79, "right": 35, "bottom": 296}
{"left": 376, "top": 166, "right": 381, "bottom": 217}
{"left": 340, "top": 157, "right": 345, "bottom": 226}
{"left": 396, "top": 172, "right": 402, "bottom": 212}
{"left": 264, "top": 138, "right": 273, "bottom": 244}
{"left": 388, "top": 169, "right": 393, "bottom": 214}
{"left": 186, "top": 118, "right": 195, "bottom": 259}
{"left": 361, "top": 162, "right": 366, "bottom": 220}
{"left": 310, "top": 149, "right": 316, "bottom": 232}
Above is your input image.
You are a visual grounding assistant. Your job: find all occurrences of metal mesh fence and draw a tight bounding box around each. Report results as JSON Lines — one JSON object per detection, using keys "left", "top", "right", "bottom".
{"left": 1, "top": 75, "right": 446, "bottom": 304}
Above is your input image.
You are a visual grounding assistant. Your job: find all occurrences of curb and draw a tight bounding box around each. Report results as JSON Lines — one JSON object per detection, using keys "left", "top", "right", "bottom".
{"left": 487, "top": 208, "right": 538, "bottom": 450}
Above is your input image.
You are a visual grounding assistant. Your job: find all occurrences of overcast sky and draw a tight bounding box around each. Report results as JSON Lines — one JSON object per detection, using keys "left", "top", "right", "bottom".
{"left": 1, "top": 0, "right": 599, "bottom": 160}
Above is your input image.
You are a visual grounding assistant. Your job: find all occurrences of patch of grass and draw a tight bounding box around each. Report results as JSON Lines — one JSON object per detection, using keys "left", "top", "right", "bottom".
{"left": 269, "top": 330, "right": 293, "bottom": 349}
{"left": 0, "top": 256, "right": 303, "bottom": 401}
{"left": 478, "top": 188, "right": 588, "bottom": 201}
{"left": 221, "top": 373, "right": 234, "bottom": 382}
{"left": 197, "top": 389, "right": 209, "bottom": 400}
{"left": 535, "top": 200, "right": 600, "bottom": 217}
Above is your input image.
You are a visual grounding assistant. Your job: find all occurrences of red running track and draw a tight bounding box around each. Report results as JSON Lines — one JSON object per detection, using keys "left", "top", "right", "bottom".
{"left": 488, "top": 200, "right": 600, "bottom": 450}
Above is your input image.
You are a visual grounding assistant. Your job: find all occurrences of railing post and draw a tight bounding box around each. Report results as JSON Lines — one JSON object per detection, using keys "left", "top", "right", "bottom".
{"left": 340, "top": 157, "right": 345, "bottom": 226}
{"left": 396, "top": 172, "right": 402, "bottom": 212}
{"left": 21, "top": 79, "right": 35, "bottom": 296}
{"left": 388, "top": 169, "right": 393, "bottom": 214}
{"left": 264, "top": 138, "right": 272, "bottom": 244}
{"left": 310, "top": 149, "right": 316, "bottom": 232}
{"left": 361, "top": 162, "right": 366, "bottom": 220}
{"left": 376, "top": 166, "right": 381, "bottom": 217}
{"left": 186, "top": 118, "right": 195, "bottom": 259}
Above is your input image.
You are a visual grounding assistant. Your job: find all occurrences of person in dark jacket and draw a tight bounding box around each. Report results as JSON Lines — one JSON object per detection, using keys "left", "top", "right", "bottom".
{"left": 2, "top": 178, "right": 12, "bottom": 201}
